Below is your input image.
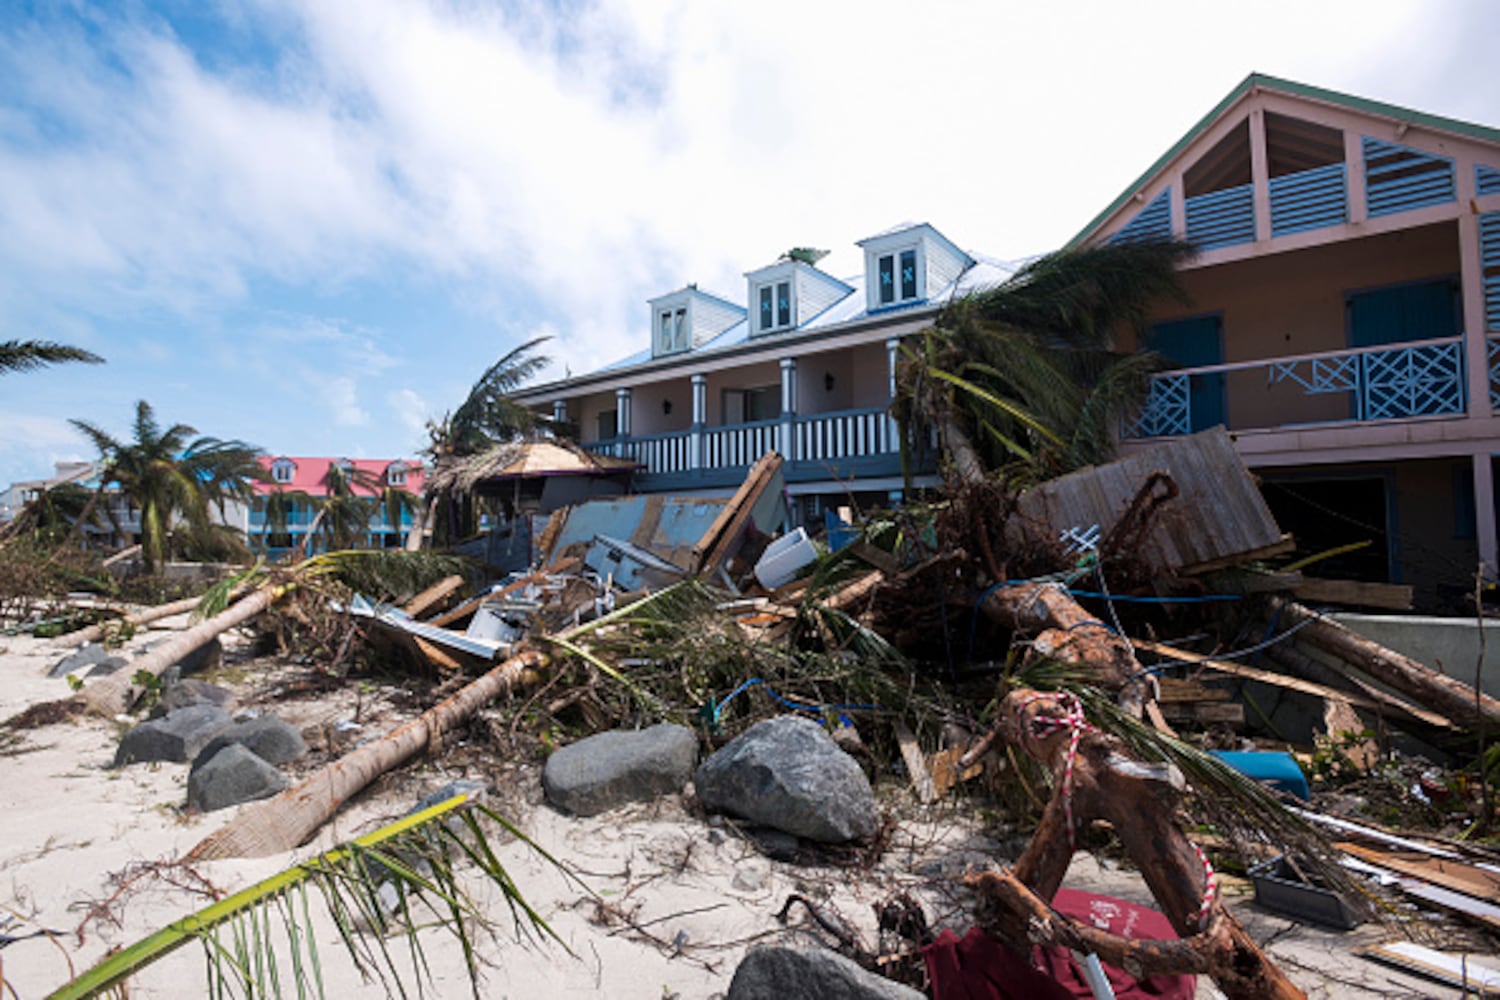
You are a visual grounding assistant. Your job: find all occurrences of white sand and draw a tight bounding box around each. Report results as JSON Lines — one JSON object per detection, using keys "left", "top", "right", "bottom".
{"left": 0, "top": 618, "right": 1476, "bottom": 999}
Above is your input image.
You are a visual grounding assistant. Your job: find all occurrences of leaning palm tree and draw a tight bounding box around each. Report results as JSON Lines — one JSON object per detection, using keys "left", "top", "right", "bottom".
{"left": 419, "top": 337, "right": 554, "bottom": 548}
{"left": 70, "top": 401, "right": 267, "bottom": 573}
{"left": 0, "top": 338, "right": 103, "bottom": 374}
{"left": 894, "top": 237, "right": 1197, "bottom": 485}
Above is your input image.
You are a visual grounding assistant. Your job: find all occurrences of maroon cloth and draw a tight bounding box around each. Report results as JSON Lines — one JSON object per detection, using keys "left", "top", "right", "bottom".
{"left": 922, "top": 889, "right": 1196, "bottom": 1000}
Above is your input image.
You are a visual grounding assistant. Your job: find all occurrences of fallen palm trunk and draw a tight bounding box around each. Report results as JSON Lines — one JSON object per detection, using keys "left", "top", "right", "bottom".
{"left": 79, "top": 586, "right": 288, "bottom": 717}
{"left": 980, "top": 583, "right": 1145, "bottom": 713}
{"left": 54, "top": 590, "right": 243, "bottom": 648}
{"left": 188, "top": 648, "right": 546, "bottom": 860}
{"left": 966, "top": 689, "right": 1304, "bottom": 1000}
{"left": 1268, "top": 597, "right": 1500, "bottom": 730}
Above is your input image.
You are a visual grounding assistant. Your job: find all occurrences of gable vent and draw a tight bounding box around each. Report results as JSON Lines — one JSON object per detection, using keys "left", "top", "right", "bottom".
{"left": 1111, "top": 189, "right": 1172, "bottom": 244}
{"left": 1363, "top": 137, "right": 1456, "bottom": 217}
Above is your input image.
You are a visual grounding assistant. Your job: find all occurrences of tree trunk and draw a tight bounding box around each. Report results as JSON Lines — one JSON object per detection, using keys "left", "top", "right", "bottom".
{"left": 968, "top": 689, "right": 1305, "bottom": 1000}
{"left": 939, "top": 413, "right": 987, "bottom": 487}
{"left": 979, "top": 582, "right": 1140, "bottom": 691}
{"left": 52, "top": 592, "right": 218, "bottom": 647}
{"left": 188, "top": 648, "right": 546, "bottom": 860}
{"left": 79, "top": 586, "right": 288, "bottom": 717}
{"left": 404, "top": 495, "right": 434, "bottom": 551}
{"left": 1269, "top": 597, "right": 1500, "bottom": 730}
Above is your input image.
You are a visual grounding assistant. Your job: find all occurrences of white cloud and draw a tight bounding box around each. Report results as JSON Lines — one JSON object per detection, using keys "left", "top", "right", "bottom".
{"left": 325, "top": 375, "right": 368, "bottom": 427}
{"left": 387, "top": 386, "right": 430, "bottom": 437}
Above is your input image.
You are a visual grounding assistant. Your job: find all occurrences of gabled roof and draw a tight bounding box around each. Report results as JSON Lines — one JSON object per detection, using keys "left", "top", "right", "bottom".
{"left": 1068, "top": 72, "right": 1500, "bottom": 247}
{"left": 255, "top": 456, "right": 425, "bottom": 496}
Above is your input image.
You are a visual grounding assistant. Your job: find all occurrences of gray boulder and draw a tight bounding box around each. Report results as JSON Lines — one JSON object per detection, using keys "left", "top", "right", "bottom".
{"left": 188, "top": 744, "right": 288, "bottom": 812}
{"left": 50, "top": 643, "right": 125, "bottom": 679}
{"left": 150, "top": 679, "right": 237, "bottom": 719}
{"left": 114, "top": 705, "right": 233, "bottom": 766}
{"left": 190, "top": 716, "right": 307, "bottom": 773}
{"left": 542, "top": 723, "right": 698, "bottom": 817}
{"left": 695, "top": 716, "right": 877, "bottom": 843}
{"left": 727, "top": 946, "right": 924, "bottom": 1000}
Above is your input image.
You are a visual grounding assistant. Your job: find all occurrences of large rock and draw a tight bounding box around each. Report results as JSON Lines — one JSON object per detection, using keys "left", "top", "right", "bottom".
{"left": 695, "top": 715, "right": 877, "bottom": 843}
{"left": 726, "top": 946, "right": 924, "bottom": 1000}
{"left": 190, "top": 716, "right": 306, "bottom": 773}
{"left": 113, "top": 705, "right": 232, "bottom": 766}
{"left": 150, "top": 679, "right": 237, "bottom": 719}
{"left": 542, "top": 723, "right": 698, "bottom": 817}
{"left": 188, "top": 743, "right": 288, "bottom": 812}
{"left": 49, "top": 643, "right": 126, "bottom": 679}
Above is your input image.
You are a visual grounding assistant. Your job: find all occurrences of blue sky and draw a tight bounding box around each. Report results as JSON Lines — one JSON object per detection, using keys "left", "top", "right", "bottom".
{"left": 2, "top": 0, "right": 1498, "bottom": 486}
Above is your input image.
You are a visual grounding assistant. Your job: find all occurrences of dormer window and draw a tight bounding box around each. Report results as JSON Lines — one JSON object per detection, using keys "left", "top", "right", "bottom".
{"left": 387, "top": 463, "right": 407, "bottom": 487}
{"left": 271, "top": 458, "right": 296, "bottom": 484}
{"left": 657, "top": 307, "right": 689, "bottom": 354}
{"left": 756, "top": 280, "right": 793, "bottom": 333}
{"left": 877, "top": 249, "right": 919, "bottom": 306}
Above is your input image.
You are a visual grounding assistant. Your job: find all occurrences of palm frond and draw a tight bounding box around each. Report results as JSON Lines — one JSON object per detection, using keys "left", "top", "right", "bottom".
{"left": 50, "top": 791, "right": 564, "bottom": 1000}
{"left": 0, "top": 338, "right": 104, "bottom": 373}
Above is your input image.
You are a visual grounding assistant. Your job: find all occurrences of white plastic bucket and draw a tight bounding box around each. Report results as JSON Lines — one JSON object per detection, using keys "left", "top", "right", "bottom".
{"left": 754, "top": 528, "right": 818, "bottom": 590}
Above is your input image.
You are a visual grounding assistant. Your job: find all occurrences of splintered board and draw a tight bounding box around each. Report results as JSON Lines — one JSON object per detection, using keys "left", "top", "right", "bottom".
{"left": 1357, "top": 941, "right": 1500, "bottom": 995}
{"left": 1010, "top": 427, "right": 1285, "bottom": 575}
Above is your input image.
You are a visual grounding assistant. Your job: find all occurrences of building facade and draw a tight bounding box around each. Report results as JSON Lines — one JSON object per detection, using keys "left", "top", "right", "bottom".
{"left": 1074, "top": 75, "right": 1500, "bottom": 607}
{"left": 512, "top": 223, "right": 1011, "bottom": 520}
{"left": 243, "top": 456, "right": 425, "bottom": 554}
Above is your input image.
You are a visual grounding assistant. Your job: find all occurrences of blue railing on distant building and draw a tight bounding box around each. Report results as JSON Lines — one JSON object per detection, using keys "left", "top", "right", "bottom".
{"left": 1185, "top": 183, "right": 1255, "bottom": 250}
{"left": 1269, "top": 163, "right": 1347, "bottom": 236}
{"left": 1111, "top": 188, "right": 1173, "bottom": 244}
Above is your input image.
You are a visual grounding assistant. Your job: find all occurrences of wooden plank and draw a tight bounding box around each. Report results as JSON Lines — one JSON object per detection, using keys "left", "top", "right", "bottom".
{"left": 1338, "top": 842, "right": 1500, "bottom": 902}
{"left": 403, "top": 574, "right": 465, "bottom": 618}
{"left": 929, "top": 746, "right": 986, "bottom": 796}
{"left": 1160, "top": 701, "right": 1244, "bottom": 724}
{"left": 893, "top": 721, "right": 937, "bottom": 804}
{"left": 690, "top": 451, "right": 779, "bottom": 571}
{"left": 412, "top": 635, "right": 468, "bottom": 674}
{"left": 1179, "top": 534, "right": 1296, "bottom": 576}
{"left": 1293, "top": 577, "right": 1414, "bottom": 610}
{"left": 1355, "top": 941, "right": 1500, "bottom": 994}
{"left": 1135, "top": 638, "right": 1398, "bottom": 715}
{"left": 1155, "top": 677, "right": 1230, "bottom": 702}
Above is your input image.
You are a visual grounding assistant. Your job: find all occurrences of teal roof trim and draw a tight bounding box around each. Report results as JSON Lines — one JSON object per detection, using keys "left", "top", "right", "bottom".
{"left": 1068, "top": 73, "right": 1500, "bottom": 249}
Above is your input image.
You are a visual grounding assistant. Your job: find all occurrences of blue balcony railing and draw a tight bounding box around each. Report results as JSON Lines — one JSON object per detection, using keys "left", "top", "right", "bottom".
{"left": 1125, "top": 336, "right": 1468, "bottom": 438}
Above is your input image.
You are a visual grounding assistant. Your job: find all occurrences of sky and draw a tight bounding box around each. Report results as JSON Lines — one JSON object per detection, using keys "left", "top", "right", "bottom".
{"left": 1, "top": 0, "right": 1498, "bottom": 487}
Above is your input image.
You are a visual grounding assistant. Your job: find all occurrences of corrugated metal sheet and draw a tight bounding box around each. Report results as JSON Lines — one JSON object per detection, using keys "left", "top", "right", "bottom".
{"left": 1010, "top": 427, "right": 1284, "bottom": 574}
{"left": 1363, "top": 137, "right": 1456, "bottom": 217}
{"left": 1185, "top": 183, "right": 1255, "bottom": 249}
{"left": 1269, "top": 162, "right": 1348, "bottom": 236}
{"left": 1110, "top": 189, "right": 1172, "bottom": 244}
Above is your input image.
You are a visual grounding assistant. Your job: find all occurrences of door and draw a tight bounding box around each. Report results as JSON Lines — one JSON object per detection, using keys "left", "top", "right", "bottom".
{"left": 1347, "top": 278, "right": 1461, "bottom": 418}
{"left": 1347, "top": 278, "right": 1458, "bottom": 348}
{"left": 1144, "top": 315, "right": 1226, "bottom": 431}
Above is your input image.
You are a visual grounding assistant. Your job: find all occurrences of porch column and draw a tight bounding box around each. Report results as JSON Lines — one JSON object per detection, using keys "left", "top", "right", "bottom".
{"left": 780, "top": 358, "right": 797, "bottom": 461}
{"left": 615, "top": 387, "right": 632, "bottom": 438}
{"left": 1475, "top": 452, "right": 1498, "bottom": 581}
{"left": 690, "top": 374, "right": 706, "bottom": 472}
{"left": 1342, "top": 130, "right": 1368, "bottom": 226}
{"left": 1459, "top": 212, "right": 1491, "bottom": 416}
{"left": 887, "top": 337, "right": 901, "bottom": 449}
{"left": 1248, "top": 109, "right": 1271, "bottom": 243}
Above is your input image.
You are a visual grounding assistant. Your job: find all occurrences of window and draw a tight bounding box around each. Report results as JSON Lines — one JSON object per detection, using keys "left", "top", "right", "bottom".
{"left": 597, "top": 409, "right": 618, "bottom": 441}
{"left": 657, "top": 307, "right": 690, "bottom": 354}
{"left": 387, "top": 464, "right": 407, "bottom": 487}
{"left": 723, "top": 385, "right": 780, "bottom": 424}
{"left": 757, "top": 280, "right": 793, "bottom": 332}
{"left": 877, "top": 249, "right": 919, "bottom": 306}
{"left": 271, "top": 459, "right": 295, "bottom": 484}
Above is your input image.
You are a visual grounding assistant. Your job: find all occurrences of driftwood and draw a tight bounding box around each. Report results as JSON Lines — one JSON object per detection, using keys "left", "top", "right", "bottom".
{"left": 965, "top": 689, "right": 1304, "bottom": 1000}
{"left": 188, "top": 648, "right": 546, "bottom": 860}
{"left": 79, "top": 586, "right": 289, "bottom": 717}
{"left": 1269, "top": 597, "right": 1500, "bottom": 730}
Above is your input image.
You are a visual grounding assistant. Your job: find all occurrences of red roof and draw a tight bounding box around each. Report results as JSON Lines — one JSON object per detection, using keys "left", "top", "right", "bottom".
{"left": 254, "top": 456, "right": 425, "bottom": 497}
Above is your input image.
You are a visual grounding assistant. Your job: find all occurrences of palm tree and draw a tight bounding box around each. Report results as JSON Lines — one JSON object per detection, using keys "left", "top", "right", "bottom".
{"left": 0, "top": 338, "right": 103, "bottom": 374}
{"left": 893, "top": 237, "right": 1197, "bottom": 485}
{"left": 70, "top": 401, "right": 267, "bottom": 573}
{"left": 419, "top": 337, "right": 554, "bottom": 547}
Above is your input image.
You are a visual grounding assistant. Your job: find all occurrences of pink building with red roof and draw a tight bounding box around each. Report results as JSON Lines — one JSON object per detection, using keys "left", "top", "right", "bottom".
{"left": 248, "top": 456, "right": 425, "bottom": 553}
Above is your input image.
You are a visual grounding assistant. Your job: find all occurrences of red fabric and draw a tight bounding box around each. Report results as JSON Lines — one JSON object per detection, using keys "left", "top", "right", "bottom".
{"left": 922, "top": 889, "right": 1196, "bottom": 1000}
